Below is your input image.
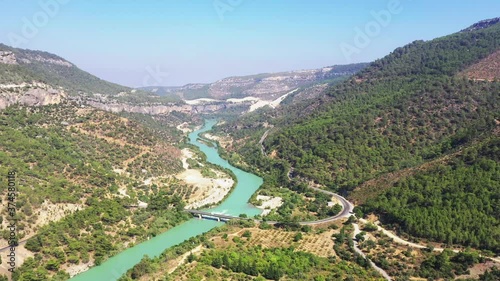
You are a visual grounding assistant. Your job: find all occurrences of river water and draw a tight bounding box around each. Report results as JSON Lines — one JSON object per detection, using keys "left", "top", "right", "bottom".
{"left": 71, "top": 119, "right": 263, "bottom": 280}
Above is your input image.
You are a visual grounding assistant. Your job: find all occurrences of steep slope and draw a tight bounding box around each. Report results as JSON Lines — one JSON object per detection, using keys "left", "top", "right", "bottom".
{"left": 217, "top": 19, "right": 500, "bottom": 252}
{"left": 251, "top": 19, "right": 499, "bottom": 188}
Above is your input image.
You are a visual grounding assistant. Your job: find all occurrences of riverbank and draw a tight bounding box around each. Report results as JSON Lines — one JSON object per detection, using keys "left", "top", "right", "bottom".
{"left": 176, "top": 148, "right": 234, "bottom": 209}
{"left": 70, "top": 119, "right": 263, "bottom": 280}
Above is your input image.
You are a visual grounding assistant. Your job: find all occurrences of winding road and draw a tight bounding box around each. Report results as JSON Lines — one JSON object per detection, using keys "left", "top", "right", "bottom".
{"left": 299, "top": 185, "right": 391, "bottom": 280}
{"left": 279, "top": 167, "right": 498, "bottom": 279}
{"left": 297, "top": 186, "right": 354, "bottom": 225}
{"left": 353, "top": 223, "right": 392, "bottom": 280}
{"left": 260, "top": 190, "right": 353, "bottom": 226}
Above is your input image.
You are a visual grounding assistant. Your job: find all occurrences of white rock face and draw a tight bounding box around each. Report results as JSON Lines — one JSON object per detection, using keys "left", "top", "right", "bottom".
{"left": 0, "top": 83, "right": 66, "bottom": 110}
{"left": 0, "top": 51, "right": 72, "bottom": 67}
{"left": 0, "top": 51, "right": 17, "bottom": 65}
{"left": 25, "top": 54, "right": 73, "bottom": 67}
{"left": 86, "top": 101, "right": 228, "bottom": 115}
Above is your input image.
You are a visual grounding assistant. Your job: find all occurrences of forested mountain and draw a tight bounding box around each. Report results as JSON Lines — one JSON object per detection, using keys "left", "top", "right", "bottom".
{"left": 268, "top": 19, "right": 499, "bottom": 189}
{"left": 1, "top": 14, "right": 499, "bottom": 280}
{"left": 0, "top": 43, "right": 129, "bottom": 95}
{"left": 216, "top": 19, "right": 500, "bottom": 252}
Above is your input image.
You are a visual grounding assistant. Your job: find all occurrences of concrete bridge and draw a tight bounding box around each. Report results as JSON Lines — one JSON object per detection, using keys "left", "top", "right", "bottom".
{"left": 185, "top": 209, "right": 242, "bottom": 222}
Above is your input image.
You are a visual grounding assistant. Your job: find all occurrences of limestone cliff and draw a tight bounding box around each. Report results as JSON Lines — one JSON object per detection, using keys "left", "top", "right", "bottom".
{"left": 0, "top": 83, "right": 66, "bottom": 109}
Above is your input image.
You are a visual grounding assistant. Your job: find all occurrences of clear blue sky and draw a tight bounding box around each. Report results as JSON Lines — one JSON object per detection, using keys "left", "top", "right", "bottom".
{"left": 1, "top": 0, "right": 499, "bottom": 87}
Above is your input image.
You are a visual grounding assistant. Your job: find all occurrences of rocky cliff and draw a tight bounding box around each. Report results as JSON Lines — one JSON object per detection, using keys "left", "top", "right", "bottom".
{"left": 85, "top": 100, "right": 231, "bottom": 115}
{"left": 142, "top": 63, "right": 368, "bottom": 101}
{"left": 0, "top": 51, "right": 17, "bottom": 65}
{"left": 461, "top": 17, "right": 500, "bottom": 32}
{"left": 0, "top": 83, "right": 66, "bottom": 109}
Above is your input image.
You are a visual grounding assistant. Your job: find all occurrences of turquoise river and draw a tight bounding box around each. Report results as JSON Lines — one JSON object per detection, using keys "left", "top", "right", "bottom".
{"left": 71, "top": 119, "right": 263, "bottom": 280}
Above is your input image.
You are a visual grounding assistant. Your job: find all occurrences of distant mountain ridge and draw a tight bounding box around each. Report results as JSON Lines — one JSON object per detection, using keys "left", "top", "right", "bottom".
{"left": 140, "top": 63, "right": 368, "bottom": 101}
{"left": 0, "top": 43, "right": 367, "bottom": 115}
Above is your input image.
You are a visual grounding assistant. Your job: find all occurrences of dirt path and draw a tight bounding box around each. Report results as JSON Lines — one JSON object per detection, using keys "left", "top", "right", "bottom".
{"left": 122, "top": 149, "right": 149, "bottom": 168}
{"left": 167, "top": 245, "right": 203, "bottom": 274}
{"left": 358, "top": 218, "right": 500, "bottom": 263}
{"left": 352, "top": 223, "right": 392, "bottom": 280}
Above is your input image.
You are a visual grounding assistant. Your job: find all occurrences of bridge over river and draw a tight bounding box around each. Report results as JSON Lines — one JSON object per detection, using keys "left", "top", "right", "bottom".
{"left": 185, "top": 209, "right": 243, "bottom": 222}
{"left": 185, "top": 187, "right": 354, "bottom": 226}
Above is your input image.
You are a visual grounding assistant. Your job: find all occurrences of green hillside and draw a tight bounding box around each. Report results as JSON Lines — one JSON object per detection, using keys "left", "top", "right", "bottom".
{"left": 264, "top": 22, "right": 499, "bottom": 189}
{"left": 360, "top": 136, "right": 500, "bottom": 252}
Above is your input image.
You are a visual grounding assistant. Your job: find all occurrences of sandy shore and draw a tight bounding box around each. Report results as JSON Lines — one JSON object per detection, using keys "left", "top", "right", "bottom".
{"left": 203, "top": 133, "right": 233, "bottom": 149}
{"left": 66, "top": 261, "right": 94, "bottom": 278}
{"left": 203, "top": 133, "right": 220, "bottom": 141}
{"left": 177, "top": 149, "right": 234, "bottom": 209}
{"left": 256, "top": 195, "right": 283, "bottom": 216}
{"left": 176, "top": 122, "right": 194, "bottom": 133}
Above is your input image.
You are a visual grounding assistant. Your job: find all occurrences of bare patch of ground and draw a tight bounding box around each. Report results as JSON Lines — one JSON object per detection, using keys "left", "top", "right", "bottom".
{"left": 66, "top": 261, "right": 94, "bottom": 278}
{"left": 0, "top": 245, "right": 34, "bottom": 277}
{"left": 460, "top": 49, "right": 500, "bottom": 81}
{"left": 255, "top": 195, "right": 283, "bottom": 216}
{"left": 176, "top": 122, "right": 195, "bottom": 133}
{"left": 0, "top": 201, "right": 82, "bottom": 250}
{"left": 176, "top": 149, "right": 234, "bottom": 209}
{"left": 35, "top": 201, "right": 82, "bottom": 230}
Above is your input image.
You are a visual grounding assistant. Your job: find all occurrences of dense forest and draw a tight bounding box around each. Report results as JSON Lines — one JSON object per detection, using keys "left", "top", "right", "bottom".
{"left": 361, "top": 137, "right": 500, "bottom": 253}
{"left": 264, "top": 22, "right": 500, "bottom": 191}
